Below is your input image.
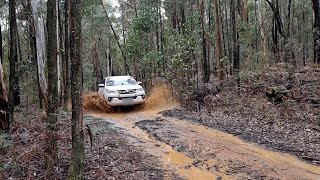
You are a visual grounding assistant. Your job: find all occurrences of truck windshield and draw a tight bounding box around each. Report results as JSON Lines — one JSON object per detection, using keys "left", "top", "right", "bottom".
{"left": 106, "top": 78, "right": 137, "bottom": 86}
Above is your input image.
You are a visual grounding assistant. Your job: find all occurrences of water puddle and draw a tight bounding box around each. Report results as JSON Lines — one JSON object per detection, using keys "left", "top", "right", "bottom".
{"left": 164, "top": 151, "right": 193, "bottom": 166}
{"left": 88, "top": 111, "right": 222, "bottom": 180}
{"left": 163, "top": 151, "right": 227, "bottom": 180}
{"left": 84, "top": 84, "right": 320, "bottom": 179}
{"left": 167, "top": 118, "right": 320, "bottom": 179}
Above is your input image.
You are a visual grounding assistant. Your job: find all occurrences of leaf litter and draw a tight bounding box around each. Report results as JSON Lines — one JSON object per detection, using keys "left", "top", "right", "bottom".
{"left": 0, "top": 109, "right": 170, "bottom": 179}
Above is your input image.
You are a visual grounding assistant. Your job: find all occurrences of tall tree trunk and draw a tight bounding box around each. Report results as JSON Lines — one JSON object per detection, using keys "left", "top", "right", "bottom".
{"left": 224, "top": 1, "right": 232, "bottom": 69}
{"left": 172, "top": 0, "right": 178, "bottom": 29}
{"left": 266, "top": 0, "right": 284, "bottom": 63}
{"left": 200, "top": 0, "right": 209, "bottom": 82}
{"left": 312, "top": 0, "right": 320, "bottom": 64}
{"left": 92, "top": 42, "right": 102, "bottom": 90}
{"left": 220, "top": 0, "right": 227, "bottom": 57}
{"left": 9, "top": 0, "right": 18, "bottom": 125}
{"left": 68, "top": 0, "right": 84, "bottom": 178}
{"left": 26, "top": 0, "right": 43, "bottom": 109}
{"left": 56, "top": 0, "right": 62, "bottom": 105}
{"left": 31, "top": 0, "right": 48, "bottom": 108}
{"left": 284, "top": 0, "right": 293, "bottom": 64}
{"left": 59, "top": 1, "right": 65, "bottom": 105}
{"left": 302, "top": 1, "right": 307, "bottom": 66}
{"left": 46, "top": 0, "right": 58, "bottom": 169}
{"left": 0, "top": 24, "right": 2, "bottom": 64}
{"left": 238, "top": 0, "right": 249, "bottom": 26}
{"left": 14, "top": 32, "right": 20, "bottom": 106}
{"left": 106, "top": 38, "right": 111, "bottom": 76}
{"left": 100, "top": 0, "right": 129, "bottom": 74}
{"left": 0, "top": 24, "right": 9, "bottom": 132}
{"left": 213, "top": 0, "right": 225, "bottom": 80}
{"left": 64, "top": 0, "right": 71, "bottom": 109}
{"left": 257, "top": 0, "right": 267, "bottom": 57}
{"left": 231, "top": 0, "right": 240, "bottom": 85}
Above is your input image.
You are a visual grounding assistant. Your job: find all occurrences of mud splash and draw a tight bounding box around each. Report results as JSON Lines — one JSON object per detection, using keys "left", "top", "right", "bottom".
{"left": 139, "top": 84, "right": 178, "bottom": 113}
{"left": 83, "top": 85, "right": 178, "bottom": 113}
{"left": 83, "top": 92, "right": 112, "bottom": 112}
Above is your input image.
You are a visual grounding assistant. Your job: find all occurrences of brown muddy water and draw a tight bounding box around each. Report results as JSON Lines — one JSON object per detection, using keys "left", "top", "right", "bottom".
{"left": 84, "top": 85, "right": 320, "bottom": 180}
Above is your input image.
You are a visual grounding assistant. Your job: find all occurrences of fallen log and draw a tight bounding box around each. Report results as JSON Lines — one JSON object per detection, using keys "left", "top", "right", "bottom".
{"left": 265, "top": 85, "right": 289, "bottom": 102}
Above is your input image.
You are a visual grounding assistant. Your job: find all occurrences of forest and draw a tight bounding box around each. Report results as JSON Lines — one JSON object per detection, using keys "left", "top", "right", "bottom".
{"left": 0, "top": 0, "right": 320, "bottom": 179}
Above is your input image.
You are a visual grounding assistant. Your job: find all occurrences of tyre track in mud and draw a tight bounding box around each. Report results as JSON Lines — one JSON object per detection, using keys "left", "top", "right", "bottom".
{"left": 86, "top": 108, "right": 320, "bottom": 180}
{"left": 84, "top": 86, "right": 320, "bottom": 180}
{"left": 136, "top": 117, "right": 320, "bottom": 180}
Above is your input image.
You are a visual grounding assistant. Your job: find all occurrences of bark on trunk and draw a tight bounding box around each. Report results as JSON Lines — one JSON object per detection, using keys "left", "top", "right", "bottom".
{"left": 64, "top": 0, "right": 71, "bottom": 109}
{"left": 200, "top": 0, "right": 210, "bottom": 82}
{"left": 56, "top": 1, "right": 62, "bottom": 105}
{"left": 0, "top": 24, "right": 2, "bottom": 64}
{"left": 257, "top": 0, "right": 267, "bottom": 56}
{"left": 92, "top": 42, "right": 102, "bottom": 90}
{"left": 231, "top": 0, "right": 240, "bottom": 71}
{"left": 0, "top": 48, "right": 9, "bottom": 132}
{"left": 13, "top": 7, "right": 20, "bottom": 106}
{"left": 213, "top": 0, "right": 225, "bottom": 80}
{"left": 46, "top": 0, "right": 58, "bottom": 168}
{"left": 31, "top": 0, "right": 48, "bottom": 107}
{"left": 312, "top": 0, "right": 320, "bottom": 64}
{"left": 9, "top": 0, "right": 18, "bottom": 125}
{"left": 26, "top": 0, "right": 43, "bottom": 109}
{"left": 68, "top": 0, "right": 84, "bottom": 178}
{"left": 231, "top": 0, "right": 240, "bottom": 88}
{"left": 266, "top": 0, "right": 284, "bottom": 63}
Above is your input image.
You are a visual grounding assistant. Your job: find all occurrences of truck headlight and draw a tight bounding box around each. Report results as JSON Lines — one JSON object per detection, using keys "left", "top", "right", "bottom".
{"left": 136, "top": 88, "right": 144, "bottom": 92}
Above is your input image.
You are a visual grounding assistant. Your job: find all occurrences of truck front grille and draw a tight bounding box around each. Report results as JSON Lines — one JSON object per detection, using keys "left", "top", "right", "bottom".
{"left": 117, "top": 89, "right": 136, "bottom": 94}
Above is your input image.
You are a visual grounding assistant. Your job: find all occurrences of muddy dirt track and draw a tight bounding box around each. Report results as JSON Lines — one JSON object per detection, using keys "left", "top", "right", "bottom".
{"left": 84, "top": 86, "right": 320, "bottom": 180}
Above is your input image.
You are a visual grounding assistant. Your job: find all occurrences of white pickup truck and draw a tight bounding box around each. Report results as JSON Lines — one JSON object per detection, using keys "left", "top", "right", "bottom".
{"left": 98, "top": 76, "right": 146, "bottom": 106}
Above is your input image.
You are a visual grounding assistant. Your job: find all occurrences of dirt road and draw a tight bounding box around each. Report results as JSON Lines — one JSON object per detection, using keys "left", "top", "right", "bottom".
{"left": 86, "top": 106, "right": 320, "bottom": 180}
{"left": 83, "top": 85, "right": 320, "bottom": 179}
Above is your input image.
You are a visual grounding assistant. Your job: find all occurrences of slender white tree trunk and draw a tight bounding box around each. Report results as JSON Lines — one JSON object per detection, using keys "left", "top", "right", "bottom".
{"left": 0, "top": 58, "right": 9, "bottom": 131}
{"left": 31, "top": 0, "right": 48, "bottom": 105}
{"left": 258, "top": 0, "right": 267, "bottom": 56}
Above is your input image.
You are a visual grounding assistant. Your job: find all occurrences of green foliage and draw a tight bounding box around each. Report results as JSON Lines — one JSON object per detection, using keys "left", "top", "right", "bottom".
{"left": 0, "top": 132, "right": 12, "bottom": 154}
{"left": 133, "top": 10, "right": 158, "bottom": 33}
{"left": 221, "top": 56, "right": 229, "bottom": 66}
{"left": 142, "top": 50, "right": 163, "bottom": 66}
{"left": 82, "top": 0, "right": 103, "bottom": 16}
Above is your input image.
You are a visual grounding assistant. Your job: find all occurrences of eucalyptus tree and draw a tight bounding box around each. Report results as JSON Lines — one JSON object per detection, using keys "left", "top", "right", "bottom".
{"left": 213, "top": 0, "right": 225, "bottom": 80}
{"left": 46, "top": 0, "right": 58, "bottom": 168}
{"left": 64, "top": 0, "right": 71, "bottom": 109}
{"left": 31, "top": 0, "right": 48, "bottom": 108}
{"left": 200, "top": 0, "right": 209, "bottom": 82}
{"left": 0, "top": 53, "right": 8, "bottom": 132}
{"left": 0, "top": 0, "right": 8, "bottom": 132}
{"left": 312, "top": 0, "right": 320, "bottom": 64}
{"left": 8, "top": 0, "right": 18, "bottom": 124}
{"left": 68, "top": 0, "right": 84, "bottom": 178}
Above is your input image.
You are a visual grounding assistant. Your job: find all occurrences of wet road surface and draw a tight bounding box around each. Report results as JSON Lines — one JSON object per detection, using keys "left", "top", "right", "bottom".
{"left": 86, "top": 106, "right": 320, "bottom": 180}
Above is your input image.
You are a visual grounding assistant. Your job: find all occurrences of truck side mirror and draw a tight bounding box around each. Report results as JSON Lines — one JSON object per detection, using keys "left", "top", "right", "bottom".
{"left": 98, "top": 83, "right": 105, "bottom": 88}
{"left": 137, "top": 81, "right": 142, "bottom": 85}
